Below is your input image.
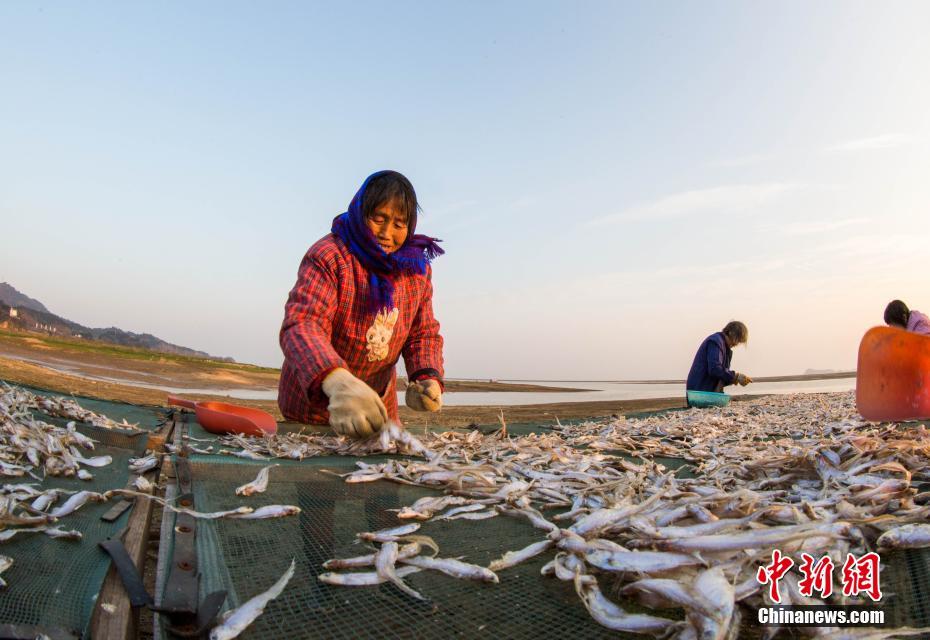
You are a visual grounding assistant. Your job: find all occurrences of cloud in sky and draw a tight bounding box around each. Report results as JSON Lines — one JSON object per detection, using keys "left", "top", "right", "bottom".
{"left": 587, "top": 183, "right": 798, "bottom": 226}
{"left": 780, "top": 217, "right": 870, "bottom": 235}
{"left": 826, "top": 134, "right": 913, "bottom": 152}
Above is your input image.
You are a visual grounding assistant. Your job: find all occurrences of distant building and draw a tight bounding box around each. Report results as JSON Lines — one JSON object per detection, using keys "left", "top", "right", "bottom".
{"left": 9, "top": 308, "right": 17, "bottom": 318}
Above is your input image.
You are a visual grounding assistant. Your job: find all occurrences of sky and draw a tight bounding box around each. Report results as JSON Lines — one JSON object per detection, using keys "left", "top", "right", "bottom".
{"left": 2, "top": 1, "right": 929, "bottom": 379}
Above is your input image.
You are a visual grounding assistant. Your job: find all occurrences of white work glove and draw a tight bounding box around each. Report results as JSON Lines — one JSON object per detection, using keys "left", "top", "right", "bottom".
{"left": 405, "top": 379, "right": 443, "bottom": 412}
{"left": 734, "top": 372, "right": 753, "bottom": 386}
{"left": 321, "top": 368, "right": 388, "bottom": 439}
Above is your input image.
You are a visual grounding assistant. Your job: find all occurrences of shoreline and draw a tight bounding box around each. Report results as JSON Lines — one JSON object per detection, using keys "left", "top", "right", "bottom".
{"left": 0, "top": 329, "right": 850, "bottom": 428}
{"left": 0, "top": 353, "right": 770, "bottom": 429}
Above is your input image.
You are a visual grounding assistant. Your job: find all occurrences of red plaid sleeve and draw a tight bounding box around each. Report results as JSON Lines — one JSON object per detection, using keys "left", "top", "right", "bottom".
{"left": 279, "top": 243, "right": 348, "bottom": 408}
{"left": 402, "top": 265, "right": 444, "bottom": 384}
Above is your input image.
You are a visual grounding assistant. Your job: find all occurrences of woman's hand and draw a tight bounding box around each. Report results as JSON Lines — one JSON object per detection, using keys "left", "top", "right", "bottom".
{"left": 405, "top": 379, "right": 443, "bottom": 412}
{"left": 735, "top": 373, "right": 753, "bottom": 386}
{"left": 321, "top": 368, "right": 388, "bottom": 438}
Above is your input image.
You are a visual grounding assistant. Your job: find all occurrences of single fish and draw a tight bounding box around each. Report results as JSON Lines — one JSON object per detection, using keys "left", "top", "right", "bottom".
{"left": 318, "top": 565, "right": 422, "bottom": 586}
{"left": 443, "top": 509, "right": 498, "bottom": 521}
{"left": 222, "top": 449, "right": 267, "bottom": 461}
{"left": 50, "top": 491, "right": 105, "bottom": 518}
{"left": 31, "top": 490, "right": 66, "bottom": 512}
{"left": 0, "top": 555, "right": 11, "bottom": 587}
{"left": 649, "top": 522, "right": 847, "bottom": 553}
{"left": 132, "top": 476, "right": 154, "bottom": 493}
{"left": 129, "top": 455, "right": 158, "bottom": 474}
{"left": 209, "top": 559, "right": 295, "bottom": 640}
{"left": 235, "top": 465, "right": 278, "bottom": 496}
{"left": 877, "top": 524, "right": 930, "bottom": 550}
{"left": 323, "top": 542, "right": 422, "bottom": 570}
{"left": 230, "top": 505, "right": 300, "bottom": 520}
{"left": 575, "top": 575, "right": 678, "bottom": 635}
{"left": 357, "top": 523, "right": 421, "bottom": 542}
{"left": 621, "top": 578, "right": 717, "bottom": 617}
{"left": 375, "top": 541, "right": 425, "bottom": 600}
{"left": 488, "top": 539, "right": 554, "bottom": 571}
{"left": 69, "top": 447, "right": 112, "bottom": 468}
{"left": 0, "top": 526, "right": 82, "bottom": 542}
{"left": 434, "top": 503, "right": 489, "bottom": 520}
{"left": 585, "top": 549, "right": 704, "bottom": 574}
{"left": 401, "top": 555, "right": 499, "bottom": 583}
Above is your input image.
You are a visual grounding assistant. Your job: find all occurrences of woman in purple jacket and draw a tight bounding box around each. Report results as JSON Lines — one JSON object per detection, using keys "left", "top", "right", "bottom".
{"left": 686, "top": 321, "right": 753, "bottom": 399}
{"left": 884, "top": 300, "right": 930, "bottom": 336}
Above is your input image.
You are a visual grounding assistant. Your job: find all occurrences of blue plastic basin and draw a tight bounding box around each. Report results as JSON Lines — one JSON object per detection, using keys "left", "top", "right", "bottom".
{"left": 686, "top": 390, "right": 731, "bottom": 408}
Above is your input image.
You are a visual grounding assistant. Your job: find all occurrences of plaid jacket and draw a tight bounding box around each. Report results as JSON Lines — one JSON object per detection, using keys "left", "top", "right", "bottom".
{"left": 278, "top": 234, "right": 444, "bottom": 424}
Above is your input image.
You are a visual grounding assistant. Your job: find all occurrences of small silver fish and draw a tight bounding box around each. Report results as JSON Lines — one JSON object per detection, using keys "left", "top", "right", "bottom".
{"left": 318, "top": 565, "right": 422, "bottom": 586}
{"left": 585, "top": 549, "right": 703, "bottom": 574}
{"left": 209, "top": 559, "right": 295, "bottom": 640}
{"left": 489, "top": 540, "right": 554, "bottom": 571}
{"left": 69, "top": 447, "right": 112, "bottom": 468}
{"left": 376, "top": 541, "right": 424, "bottom": 600}
{"left": 230, "top": 505, "right": 300, "bottom": 520}
{"left": 323, "top": 542, "right": 422, "bottom": 570}
{"left": 877, "top": 524, "right": 930, "bottom": 550}
{"left": 402, "top": 555, "right": 499, "bottom": 583}
{"left": 50, "top": 491, "right": 105, "bottom": 518}
{"left": 0, "top": 555, "right": 11, "bottom": 588}
{"left": 357, "top": 523, "right": 421, "bottom": 542}
{"left": 235, "top": 465, "right": 278, "bottom": 496}
{"left": 132, "top": 476, "right": 154, "bottom": 493}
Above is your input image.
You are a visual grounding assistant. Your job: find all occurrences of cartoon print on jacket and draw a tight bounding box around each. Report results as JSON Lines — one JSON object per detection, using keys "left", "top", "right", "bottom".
{"left": 365, "top": 307, "right": 399, "bottom": 362}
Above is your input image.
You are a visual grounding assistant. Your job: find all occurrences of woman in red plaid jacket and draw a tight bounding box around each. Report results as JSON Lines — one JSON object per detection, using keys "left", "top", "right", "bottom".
{"left": 278, "top": 171, "right": 445, "bottom": 439}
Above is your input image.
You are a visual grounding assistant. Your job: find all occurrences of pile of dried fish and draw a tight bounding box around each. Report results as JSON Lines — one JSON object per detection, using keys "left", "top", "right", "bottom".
{"left": 286, "top": 391, "right": 930, "bottom": 638}
{"left": 1, "top": 389, "right": 111, "bottom": 479}
{"left": 2, "top": 382, "right": 141, "bottom": 431}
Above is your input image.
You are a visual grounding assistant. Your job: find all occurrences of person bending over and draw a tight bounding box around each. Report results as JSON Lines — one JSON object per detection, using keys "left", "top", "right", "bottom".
{"left": 278, "top": 171, "right": 445, "bottom": 438}
{"left": 686, "top": 321, "right": 752, "bottom": 398}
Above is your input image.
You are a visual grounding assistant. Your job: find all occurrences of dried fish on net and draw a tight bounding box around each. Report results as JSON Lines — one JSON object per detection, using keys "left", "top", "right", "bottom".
{"left": 1, "top": 382, "right": 141, "bottom": 431}
{"left": 222, "top": 392, "right": 930, "bottom": 638}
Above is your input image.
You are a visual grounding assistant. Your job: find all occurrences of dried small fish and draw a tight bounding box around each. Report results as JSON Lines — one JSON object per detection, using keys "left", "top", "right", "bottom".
{"left": 132, "top": 476, "right": 154, "bottom": 493}
{"left": 323, "top": 542, "right": 421, "bottom": 570}
{"left": 129, "top": 455, "right": 158, "bottom": 474}
{"left": 877, "top": 524, "right": 930, "bottom": 550}
{"left": 229, "top": 505, "right": 300, "bottom": 520}
{"left": 401, "top": 555, "right": 499, "bottom": 583}
{"left": 318, "top": 565, "right": 422, "bottom": 586}
{"left": 375, "top": 541, "right": 424, "bottom": 600}
{"left": 209, "top": 559, "right": 295, "bottom": 640}
{"left": 235, "top": 465, "right": 278, "bottom": 497}
{"left": 488, "top": 539, "right": 553, "bottom": 571}
{"left": 50, "top": 491, "right": 106, "bottom": 518}
{"left": 357, "top": 523, "right": 421, "bottom": 542}
{"left": 0, "top": 555, "right": 11, "bottom": 588}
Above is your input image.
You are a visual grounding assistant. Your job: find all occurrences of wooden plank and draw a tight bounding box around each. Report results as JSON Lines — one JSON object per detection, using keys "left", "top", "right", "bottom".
{"left": 88, "top": 416, "right": 176, "bottom": 640}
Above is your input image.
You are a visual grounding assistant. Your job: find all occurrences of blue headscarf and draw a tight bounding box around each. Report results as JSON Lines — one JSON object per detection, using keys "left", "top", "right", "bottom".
{"left": 331, "top": 171, "right": 444, "bottom": 313}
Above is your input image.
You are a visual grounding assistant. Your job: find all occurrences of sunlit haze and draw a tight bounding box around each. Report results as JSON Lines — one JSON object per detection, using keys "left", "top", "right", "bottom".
{"left": 2, "top": 2, "right": 928, "bottom": 378}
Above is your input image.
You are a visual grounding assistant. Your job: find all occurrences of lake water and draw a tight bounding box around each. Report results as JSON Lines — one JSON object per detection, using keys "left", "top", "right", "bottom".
{"left": 434, "top": 377, "right": 856, "bottom": 406}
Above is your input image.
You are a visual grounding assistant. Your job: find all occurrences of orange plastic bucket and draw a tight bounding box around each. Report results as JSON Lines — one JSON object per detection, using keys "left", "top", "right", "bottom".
{"left": 856, "top": 326, "right": 930, "bottom": 421}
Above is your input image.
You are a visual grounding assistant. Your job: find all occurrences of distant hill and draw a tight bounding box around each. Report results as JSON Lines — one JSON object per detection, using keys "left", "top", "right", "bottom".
{"left": 0, "top": 282, "right": 233, "bottom": 361}
{"left": 0, "top": 282, "right": 49, "bottom": 314}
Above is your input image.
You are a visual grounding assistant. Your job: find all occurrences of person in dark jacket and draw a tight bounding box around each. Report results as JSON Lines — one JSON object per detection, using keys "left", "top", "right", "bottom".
{"left": 686, "top": 321, "right": 752, "bottom": 400}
